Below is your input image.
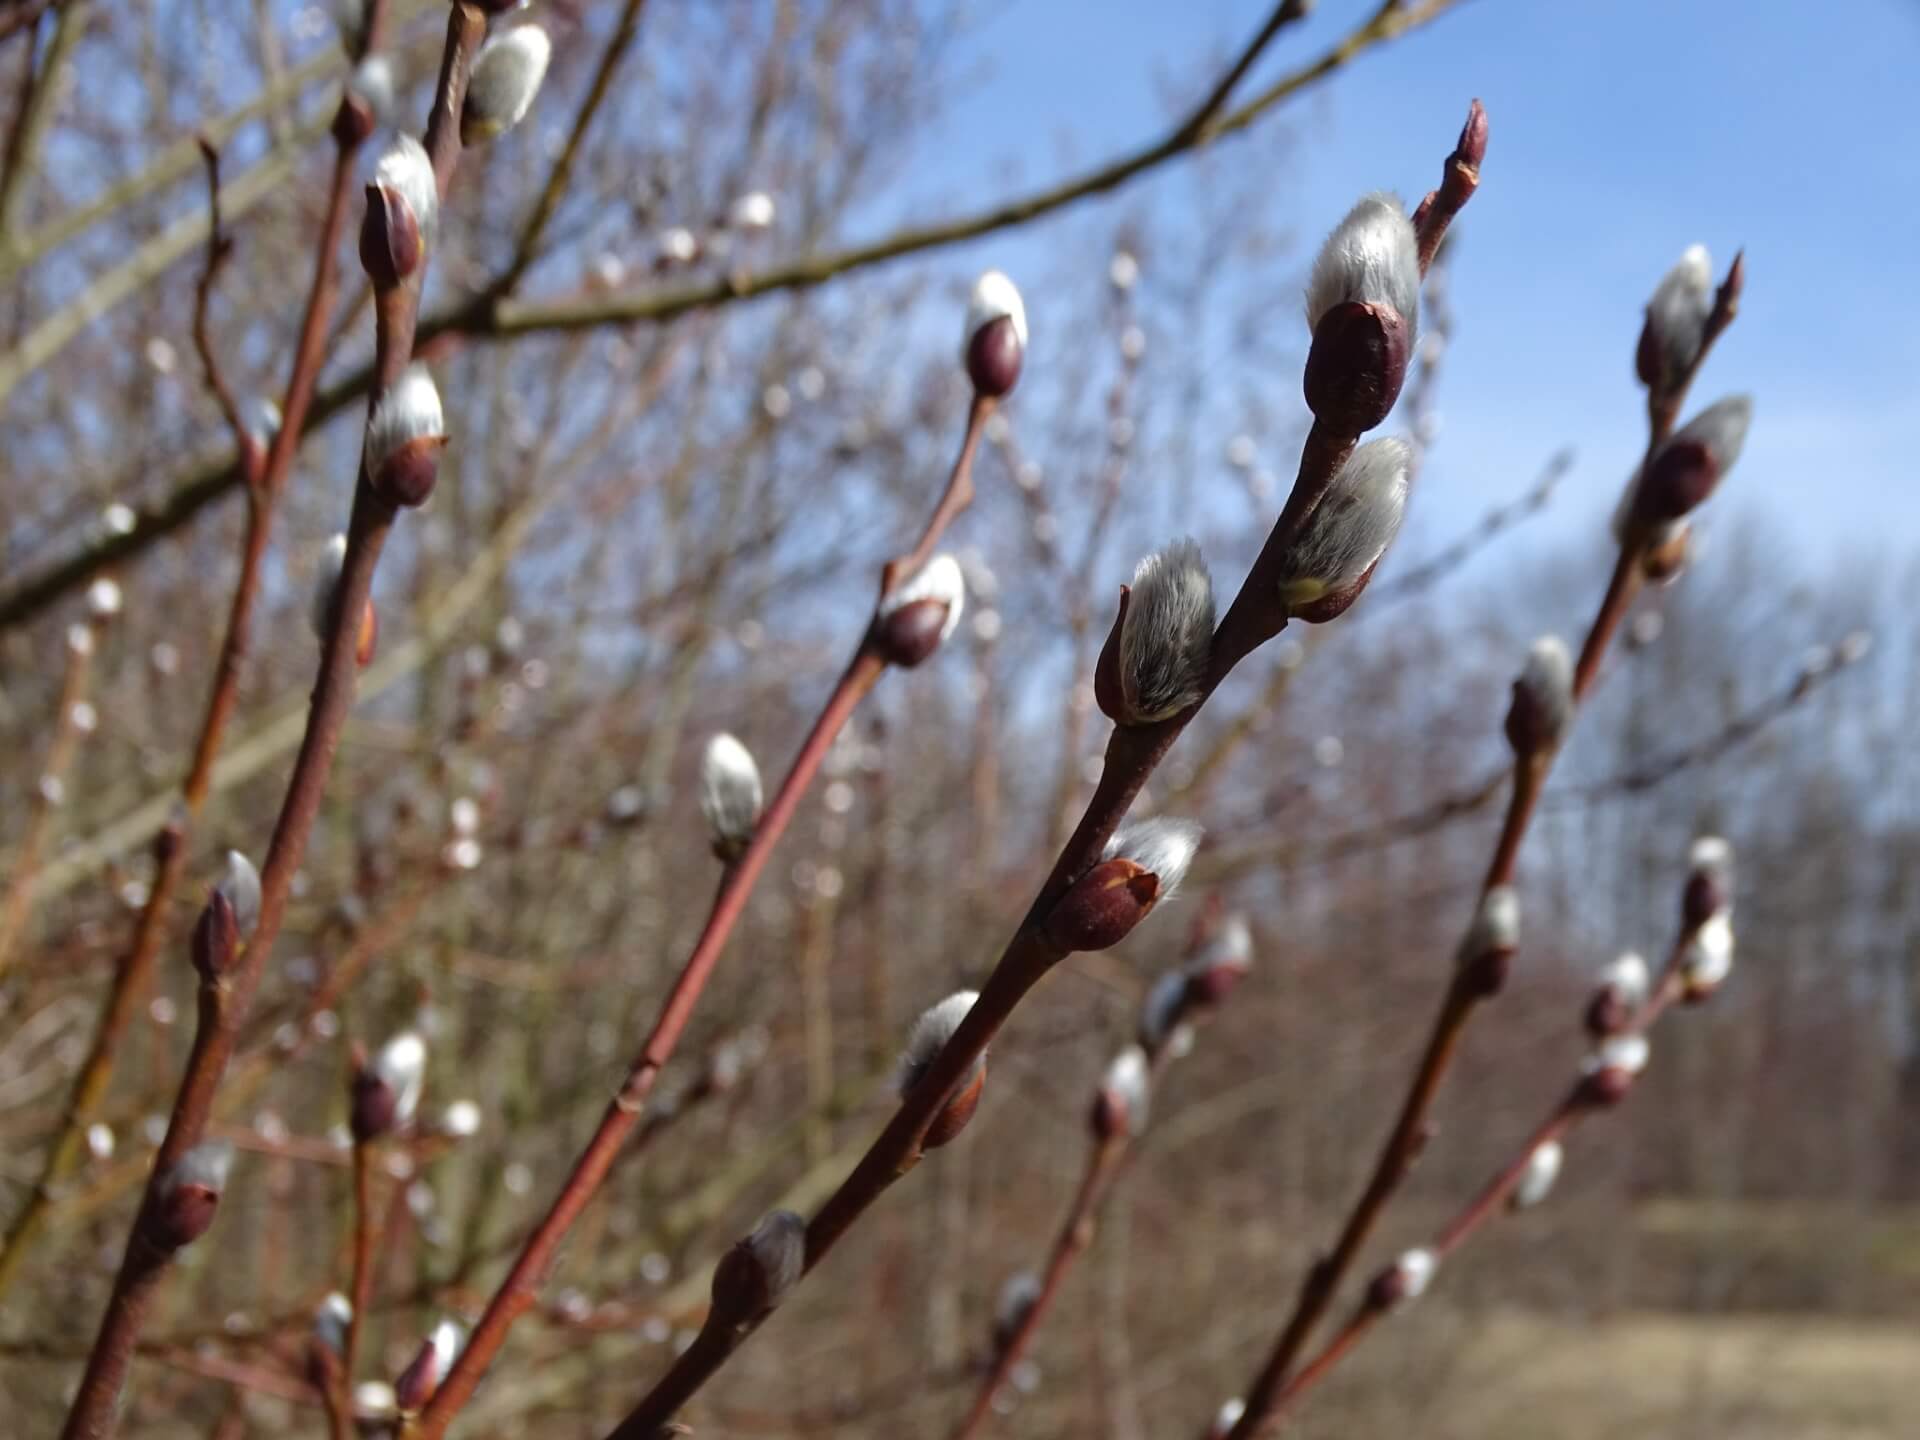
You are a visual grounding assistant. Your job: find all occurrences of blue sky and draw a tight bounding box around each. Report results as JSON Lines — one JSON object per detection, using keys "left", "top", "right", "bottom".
{"left": 909, "top": 0, "right": 1919, "bottom": 564}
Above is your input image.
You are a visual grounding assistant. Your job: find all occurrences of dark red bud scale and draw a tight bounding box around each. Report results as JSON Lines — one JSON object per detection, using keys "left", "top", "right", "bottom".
{"left": 191, "top": 890, "right": 241, "bottom": 982}
{"left": 923, "top": 1064, "right": 985, "bottom": 1149}
{"left": 1092, "top": 585, "right": 1131, "bottom": 723}
{"left": 966, "top": 315, "right": 1024, "bottom": 398}
{"left": 1635, "top": 439, "right": 1718, "bottom": 525}
{"left": 369, "top": 435, "right": 449, "bottom": 508}
{"left": 1288, "top": 556, "right": 1382, "bottom": 625}
{"left": 360, "top": 185, "right": 423, "bottom": 291}
{"left": 1303, "top": 301, "right": 1409, "bottom": 434}
{"left": 1044, "top": 858, "right": 1160, "bottom": 952}
{"left": 872, "top": 597, "right": 951, "bottom": 668}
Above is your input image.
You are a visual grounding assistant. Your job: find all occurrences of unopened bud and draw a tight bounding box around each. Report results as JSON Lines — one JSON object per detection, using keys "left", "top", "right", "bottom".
{"left": 1139, "top": 970, "right": 1190, "bottom": 1054}
{"left": 873, "top": 553, "right": 965, "bottom": 667}
{"left": 1585, "top": 951, "right": 1650, "bottom": 1038}
{"left": 1580, "top": 1032, "right": 1649, "bottom": 1106}
{"left": 963, "top": 270, "right": 1027, "bottom": 397}
{"left": 364, "top": 364, "right": 447, "bottom": 507}
{"left": 191, "top": 889, "right": 241, "bottom": 982}
{"left": 899, "top": 991, "right": 986, "bottom": 1148}
{"left": 699, "top": 733, "right": 764, "bottom": 862}
{"left": 710, "top": 1210, "right": 807, "bottom": 1326}
{"left": 1509, "top": 1139, "right": 1563, "bottom": 1211}
{"left": 1636, "top": 244, "right": 1712, "bottom": 393}
{"left": 1274, "top": 438, "right": 1411, "bottom": 622}
{"left": 1632, "top": 395, "right": 1752, "bottom": 527}
{"left": 1682, "top": 835, "right": 1734, "bottom": 930}
{"left": 993, "top": 1270, "right": 1042, "bottom": 1352}
{"left": 1505, "top": 635, "right": 1574, "bottom": 758}
{"left": 1183, "top": 913, "right": 1253, "bottom": 1007}
{"left": 151, "top": 1140, "right": 234, "bottom": 1249}
{"left": 361, "top": 136, "right": 435, "bottom": 288}
{"left": 1090, "top": 1044, "right": 1151, "bottom": 1141}
{"left": 352, "top": 1031, "right": 426, "bottom": 1141}
{"left": 1095, "top": 539, "right": 1215, "bottom": 725}
{"left": 1045, "top": 818, "right": 1202, "bottom": 952}
{"left": 1455, "top": 885, "right": 1519, "bottom": 996}
{"left": 1304, "top": 193, "right": 1419, "bottom": 431}
{"left": 461, "top": 25, "right": 552, "bottom": 145}
{"left": 1369, "top": 1247, "right": 1436, "bottom": 1309}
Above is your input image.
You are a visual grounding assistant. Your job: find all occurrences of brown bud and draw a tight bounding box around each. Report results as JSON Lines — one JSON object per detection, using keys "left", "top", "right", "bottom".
{"left": 333, "top": 91, "right": 375, "bottom": 147}
{"left": 872, "top": 596, "right": 953, "bottom": 668}
{"left": 967, "top": 315, "right": 1024, "bottom": 398}
{"left": 191, "top": 890, "right": 240, "bottom": 982}
{"left": 150, "top": 1141, "right": 233, "bottom": 1250}
{"left": 368, "top": 435, "right": 448, "bottom": 509}
{"left": 710, "top": 1210, "right": 807, "bottom": 1325}
{"left": 359, "top": 184, "right": 423, "bottom": 291}
{"left": 1043, "top": 858, "right": 1160, "bottom": 952}
{"left": 923, "top": 1062, "right": 985, "bottom": 1149}
{"left": 1302, "top": 301, "right": 1410, "bottom": 434}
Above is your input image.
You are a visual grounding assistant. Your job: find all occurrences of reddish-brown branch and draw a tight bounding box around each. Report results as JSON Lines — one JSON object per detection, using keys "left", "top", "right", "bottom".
{"left": 948, "top": 1137, "right": 1124, "bottom": 1440}
{"left": 0, "top": 0, "right": 387, "bottom": 1307}
{"left": 418, "top": 394, "right": 999, "bottom": 1440}
{"left": 57, "top": 9, "right": 480, "bottom": 1435}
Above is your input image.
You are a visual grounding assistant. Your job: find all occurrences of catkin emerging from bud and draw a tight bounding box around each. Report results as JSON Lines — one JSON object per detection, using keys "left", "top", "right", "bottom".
{"left": 1636, "top": 244, "right": 1712, "bottom": 392}
{"left": 1632, "top": 394, "right": 1752, "bottom": 527}
{"left": 364, "top": 364, "right": 448, "bottom": 507}
{"left": 1305, "top": 193, "right": 1420, "bottom": 339}
{"left": 152, "top": 1140, "right": 235, "bottom": 1249}
{"left": 353, "top": 1031, "right": 426, "bottom": 1141}
{"left": 1046, "top": 817, "right": 1203, "bottom": 952}
{"left": 993, "top": 1270, "right": 1042, "bottom": 1351}
{"left": 1456, "top": 885, "right": 1519, "bottom": 996}
{"left": 1303, "top": 193, "right": 1420, "bottom": 430}
{"left": 362, "top": 136, "right": 436, "bottom": 288}
{"left": 1106, "top": 539, "right": 1214, "bottom": 724}
{"left": 1275, "top": 438, "right": 1411, "bottom": 622}
{"left": 1683, "top": 835, "right": 1734, "bottom": 930}
{"left": 874, "top": 553, "right": 965, "bottom": 667}
{"left": 1506, "top": 635, "right": 1574, "bottom": 758}
{"left": 461, "top": 25, "right": 552, "bottom": 144}
{"left": 962, "top": 270, "right": 1028, "bottom": 397}
{"left": 1510, "top": 1139, "right": 1564, "bottom": 1211}
{"left": 1370, "top": 1247, "right": 1436, "bottom": 1309}
{"left": 1091, "top": 1044, "right": 1151, "bottom": 1140}
{"left": 710, "top": 1210, "right": 807, "bottom": 1324}
{"left": 899, "top": 991, "right": 986, "bottom": 1148}
{"left": 699, "top": 733, "right": 764, "bottom": 862}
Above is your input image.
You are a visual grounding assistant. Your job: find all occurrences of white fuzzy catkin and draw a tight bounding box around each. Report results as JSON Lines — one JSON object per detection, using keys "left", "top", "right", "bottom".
{"left": 373, "top": 1031, "right": 427, "bottom": 1127}
{"left": 1275, "top": 438, "right": 1411, "bottom": 611}
{"left": 1140, "top": 970, "right": 1188, "bottom": 1049}
{"left": 1645, "top": 244, "right": 1713, "bottom": 382}
{"left": 1682, "top": 912, "right": 1735, "bottom": 991}
{"left": 1120, "top": 539, "right": 1214, "bottom": 721}
{"left": 1102, "top": 816, "right": 1203, "bottom": 900}
{"left": 1102, "top": 1045, "right": 1152, "bottom": 1132}
{"left": 372, "top": 135, "right": 437, "bottom": 238}
{"left": 1599, "top": 951, "right": 1651, "bottom": 1007}
{"left": 1516, "top": 635, "right": 1574, "bottom": 747}
{"left": 1585, "top": 1032, "right": 1650, "bottom": 1078}
{"left": 1191, "top": 914, "right": 1254, "bottom": 978}
{"left": 879, "top": 552, "right": 966, "bottom": 643}
{"left": 1389, "top": 1246, "right": 1437, "bottom": 1303}
{"left": 1305, "top": 192, "right": 1420, "bottom": 336}
{"left": 366, "top": 364, "right": 444, "bottom": 476}
{"left": 898, "top": 990, "right": 981, "bottom": 1098}
{"left": 1671, "top": 394, "right": 1753, "bottom": 472}
{"left": 309, "top": 534, "right": 348, "bottom": 642}
{"left": 963, "top": 269, "right": 1028, "bottom": 357}
{"left": 348, "top": 54, "right": 395, "bottom": 120}
{"left": 1211, "top": 1398, "right": 1247, "bottom": 1439}
{"left": 463, "top": 25, "right": 551, "bottom": 142}
{"left": 165, "top": 1139, "right": 236, "bottom": 1197}
{"left": 1511, "top": 1140, "right": 1564, "bottom": 1210}
{"left": 995, "top": 1270, "right": 1042, "bottom": 1336}
{"left": 217, "top": 849, "right": 262, "bottom": 938}
{"left": 314, "top": 1293, "right": 353, "bottom": 1356}
{"left": 699, "top": 733, "right": 764, "bottom": 851}
{"left": 1458, "top": 885, "right": 1520, "bottom": 965}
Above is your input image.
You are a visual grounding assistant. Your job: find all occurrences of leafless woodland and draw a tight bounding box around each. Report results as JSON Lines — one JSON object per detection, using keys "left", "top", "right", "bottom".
{"left": 0, "top": 2, "right": 1914, "bottom": 1438}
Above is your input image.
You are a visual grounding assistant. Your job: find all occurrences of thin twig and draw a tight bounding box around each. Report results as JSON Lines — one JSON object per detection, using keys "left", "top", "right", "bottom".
{"left": 55, "top": 8, "right": 482, "bottom": 1434}
{"left": 0, "top": 0, "right": 1467, "bottom": 636}
{"left": 417, "top": 393, "right": 1000, "bottom": 1440}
